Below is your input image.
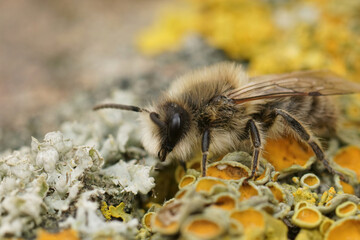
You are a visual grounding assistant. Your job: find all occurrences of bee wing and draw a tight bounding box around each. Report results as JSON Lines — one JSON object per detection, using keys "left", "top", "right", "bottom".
{"left": 226, "top": 70, "right": 360, "bottom": 104}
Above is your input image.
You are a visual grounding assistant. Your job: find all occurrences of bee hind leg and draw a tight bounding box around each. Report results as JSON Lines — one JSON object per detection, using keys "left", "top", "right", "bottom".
{"left": 274, "top": 108, "right": 348, "bottom": 182}
{"left": 246, "top": 119, "right": 263, "bottom": 180}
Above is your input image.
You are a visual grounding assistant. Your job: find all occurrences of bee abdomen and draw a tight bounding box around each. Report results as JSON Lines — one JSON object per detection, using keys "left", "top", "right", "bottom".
{"left": 305, "top": 96, "right": 337, "bottom": 136}
{"left": 251, "top": 96, "right": 337, "bottom": 137}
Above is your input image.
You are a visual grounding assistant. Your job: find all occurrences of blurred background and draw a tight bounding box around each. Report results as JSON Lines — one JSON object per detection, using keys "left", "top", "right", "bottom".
{"left": 1, "top": 0, "right": 359, "bottom": 152}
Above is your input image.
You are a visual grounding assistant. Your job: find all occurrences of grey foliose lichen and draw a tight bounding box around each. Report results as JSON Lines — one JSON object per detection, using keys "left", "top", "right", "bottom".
{"left": 0, "top": 91, "right": 157, "bottom": 239}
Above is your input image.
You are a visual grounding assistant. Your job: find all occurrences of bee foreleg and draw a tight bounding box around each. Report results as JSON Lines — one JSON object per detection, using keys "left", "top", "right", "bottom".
{"left": 201, "top": 129, "right": 211, "bottom": 177}
{"left": 274, "top": 108, "right": 347, "bottom": 182}
{"left": 247, "top": 119, "right": 263, "bottom": 180}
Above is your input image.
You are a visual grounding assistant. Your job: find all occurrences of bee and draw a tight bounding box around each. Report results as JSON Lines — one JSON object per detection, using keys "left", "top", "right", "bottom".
{"left": 94, "top": 62, "right": 360, "bottom": 180}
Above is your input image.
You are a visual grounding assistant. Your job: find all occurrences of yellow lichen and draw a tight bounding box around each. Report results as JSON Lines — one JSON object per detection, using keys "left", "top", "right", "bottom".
{"left": 295, "top": 229, "right": 323, "bottom": 240}
{"left": 229, "top": 219, "right": 244, "bottom": 235}
{"left": 212, "top": 194, "right": 236, "bottom": 211}
{"left": 333, "top": 146, "right": 360, "bottom": 182}
{"left": 263, "top": 136, "right": 314, "bottom": 172}
{"left": 152, "top": 200, "right": 183, "bottom": 235}
{"left": 206, "top": 162, "right": 249, "bottom": 180}
{"left": 271, "top": 172, "right": 281, "bottom": 182}
{"left": 336, "top": 201, "right": 357, "bottom": 218}
{"left": 295, "top": 201, "right": 310, "bottom": 212}
{"left": 153, "top": 214, "right": 180, "bottom": 235}
{"left": 142, "top": 212, "right": 155, "bottom": 232}
{"left": 339, "top": 180, "right": 355, "bottom": 195}
{"left": 301, "top": 174, "right": 320, "bottom": 189}
{"left": 100, "top": 202, "right": 131, "bottom": 222}
{"left": 319, "top": 218, "right": 334, "bottom": 236}
{"left": 37, "top": 229, "right": 79, "bottom": 240}
{"left": 238, "top": 182, "right": 259, "bottom": 201}
{"left": 267, "top": 182, "right": 285, "bottom": 203}
{"left": 293, "top": 187, "right": 318, "bottom": 205}
{"left": 175, "top": 154, "right": 201, "bottom": 182}
{"left": 229, "top": 208, "right": 287, "bottom": 239}
{"left": 195, "top": 177, "right": 226, "bottom": 193}
{"left": 325, "top": 217, "right": 360, "bottom": 240}
{"left": 175, "top": 189, "right": 188, "bottom": 199}
{"left": 137, "top": 0, "right": 360, "bottom": 82}
{"left": 137, "top": 0, "right": 276, "bottom": 60}
{"left": 292, "top": 207, "right": 322, "bottom": 228}
{"left": 179, "top": 175, "right": 196, "bottom": 189}
{"left": 255, "top": 168, "right": 267, "bottom": 181}
{"left": 183, "top": 219, "right": 222, "bottom": 239}
{"left": 292, "top": 177, "right": 300, "bottom": 185}
{"left": 230, "top": 208, "right": 265, "bottom": 233}
{"left": 319, "top": 187, "right": 336, "bottom": 207}
{"left": 101, "top": 201, "right": 112, "bottom": 221}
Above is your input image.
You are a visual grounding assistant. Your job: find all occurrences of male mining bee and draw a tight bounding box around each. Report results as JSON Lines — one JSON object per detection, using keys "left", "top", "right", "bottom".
{"left": 94, "top": 62, "right": 360, "bottom": 180}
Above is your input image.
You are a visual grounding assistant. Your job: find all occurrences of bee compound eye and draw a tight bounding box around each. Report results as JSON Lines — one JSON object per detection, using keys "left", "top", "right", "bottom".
{"left": 170, "top": 113, "right": 181, "bottom": 132}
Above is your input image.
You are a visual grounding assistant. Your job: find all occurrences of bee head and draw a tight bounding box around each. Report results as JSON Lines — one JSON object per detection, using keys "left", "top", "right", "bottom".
{"left": 150, "top": 102, "right": 191, "bottom": 161}
{"left": 93, "top": 102, "right": 191, "bottom": 162}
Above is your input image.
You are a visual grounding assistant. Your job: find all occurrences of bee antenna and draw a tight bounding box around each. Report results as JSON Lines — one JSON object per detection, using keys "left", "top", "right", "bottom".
{"left": 150, "top": 112, "right": 166, "bottom": 128}
{"left": 93, "top": 103, "right": 150, "bottom": 113}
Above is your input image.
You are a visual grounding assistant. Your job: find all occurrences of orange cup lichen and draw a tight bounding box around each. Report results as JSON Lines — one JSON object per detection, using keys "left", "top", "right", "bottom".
{"left": 183, "top": 218, "right": 223, "bottom": 240}
{"left": 179, "top": 175, "right": 196, "bottom": 189}
{"left": 325, "top": 217, "right": 360, "bottom": 240}
{"left": 303, "top": 176, "right": 318, "bottom": 186}
{"left": 206, "top": 162, "right": 250, "bottom": 180}
{"left": 333, "top": 146, "right": 360, "bottom": 182}
{"left": 319, "top": 218, "right": 334, "bottom": 235}
{"left": 339, "top": 180, "right": 355, "bottom": 194}
{"left": 238, "top": 182, "right": 259, "bottom": 201}
{"left": 335, "top": 201, "right": 357, "bottom": 218}
{"left": 294, "top": 201, "right": 309, "bottom": 212}
{"left": 152, "top": 200, "right": 182, "bottom": 235}
{"left": 142, "top": 212, "right": 155, "bottom": 232}
{"left": 229, "top": 219, "right": 244, "bottom": 235}
{"left": 292, "top": 207, "right": 322, "bottom": 228}
{"left": 152, "top": 213, "right": 180, "bottom": 235}
{"left": 230, "top": 208, "right": 265, "bottom": 236}
{"left": 195, "top": 177, "right": 227, "bottom": 194}
{"left": 175, "top": 157, "right": 201, "bottom": 182}
{"left": 175, "top": 189, "right": 187, "bottom": 199}
{"left": 301, "top": 173, "right": 320, "bottom": 189}
{"left": 267, "top": 182, "right": 285, "bottom": 203}
{"left": 212, "top": 194, "right": 237, "bottom": 211}
{"left": 255, "top": 169, "right": 267, "bottom": 181}
{"left": 263, "top": 136, "right": 314, "bottom": 172}
{"left": 37, "top": 229, "right": 79, "bottom": 240}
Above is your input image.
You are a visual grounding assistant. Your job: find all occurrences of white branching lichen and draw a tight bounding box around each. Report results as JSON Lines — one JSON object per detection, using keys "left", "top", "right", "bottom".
{"left": 101, "top": 159, "right": 155, "bottom": 194}
{"left": 60, "top": 189, "right": 139, "bottom": 239}
{"left": 0, "top": 91, "right": 157, "bottom": 238}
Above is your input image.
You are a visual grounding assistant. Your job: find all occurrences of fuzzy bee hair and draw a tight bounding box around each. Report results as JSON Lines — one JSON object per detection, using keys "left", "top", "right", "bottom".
{"left": 95, "top": 62, "right": 360, "bottom": 180}
{"left": 140, "top": 63, "right": 258, "bottom": 163}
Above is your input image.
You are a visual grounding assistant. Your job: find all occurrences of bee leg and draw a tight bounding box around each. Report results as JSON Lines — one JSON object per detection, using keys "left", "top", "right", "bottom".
{"left": 274, "top": 109, "right": 347, "bottom": 182}
{"left": 201, "top": 129, "right": 211, "bottom": 177}
{"left": 246, "top": 119, "right": 262, "bottom": 180}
